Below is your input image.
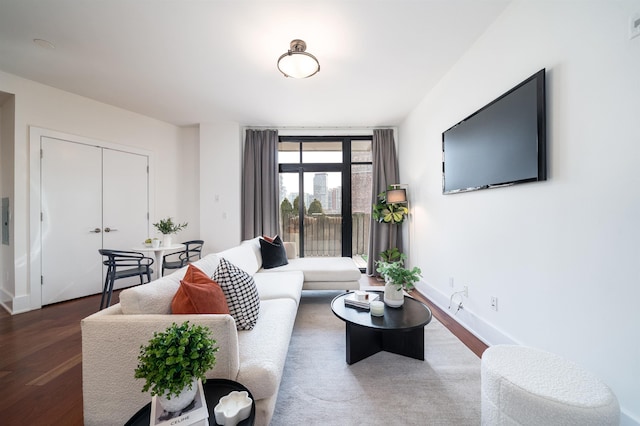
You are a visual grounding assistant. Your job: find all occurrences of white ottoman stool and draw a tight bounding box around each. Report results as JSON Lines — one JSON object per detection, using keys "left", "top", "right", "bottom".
{"left": 481, "top": 345, "right": 619, "bottom": 425}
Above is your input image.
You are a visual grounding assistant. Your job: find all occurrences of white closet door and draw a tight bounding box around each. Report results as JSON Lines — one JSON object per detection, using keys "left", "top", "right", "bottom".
{"left": 41, "top": 137, "right": 103, "bottom": 304}
{"left": 102, "top": 148, "right": 150, "bottom": 289}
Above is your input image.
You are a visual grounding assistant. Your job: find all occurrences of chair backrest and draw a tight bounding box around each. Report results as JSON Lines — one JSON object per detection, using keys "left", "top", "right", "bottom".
{"left": 179, "top": 240, "right": 204, "bottom": 263}
{"left": 99, "top": 249, "right": 153, "bottom": 268}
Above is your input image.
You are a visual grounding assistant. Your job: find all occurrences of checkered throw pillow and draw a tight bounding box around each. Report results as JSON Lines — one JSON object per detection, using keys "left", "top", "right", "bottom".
{"left": 213, "top": 258, "right": 260, "bottom": 330}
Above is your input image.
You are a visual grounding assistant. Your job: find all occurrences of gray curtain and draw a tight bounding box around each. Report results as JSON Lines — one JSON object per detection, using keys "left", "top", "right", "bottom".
{"left": 242, "top": 129, "right": 279, "bottom": 240}
{"left": 367, "top": 129, "right": 402, "bottom": 275}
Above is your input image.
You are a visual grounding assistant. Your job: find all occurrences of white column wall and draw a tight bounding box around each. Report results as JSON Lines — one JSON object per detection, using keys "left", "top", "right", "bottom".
{"left": 399, "top": 1, "right": 640, "bottom": 423}
{"left": 172, "top": 125, "right": 201, "bottom": 243}
{"left": 0, "top": 94, "right": 15, "bottom": 308}
{"left": 199, "top": 121, "right": 242, "bottom": 254}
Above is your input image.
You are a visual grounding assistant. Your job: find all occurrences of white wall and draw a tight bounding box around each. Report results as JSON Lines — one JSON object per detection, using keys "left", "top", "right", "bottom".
{"left": 172, "top": 125, "right": 201, "bottom": 243}
{"left": 399, "top": 1, "right": 640, "bottom": 423}
{"left": 199, "top": 121, "right": 243, "bottom": 253}
{"left": 0, "top": 93, "right": 15, "bottom": 308}
{"left": 0, "top": 70, "right": 197, "bottom": 313}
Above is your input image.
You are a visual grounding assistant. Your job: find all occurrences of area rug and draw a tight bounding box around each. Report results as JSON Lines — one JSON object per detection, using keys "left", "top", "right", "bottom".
{"left": 271, "top": 291, "right": 481, "bottom": 425}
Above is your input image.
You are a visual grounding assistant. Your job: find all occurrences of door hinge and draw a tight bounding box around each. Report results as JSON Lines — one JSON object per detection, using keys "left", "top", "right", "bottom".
{"left": 41, "top": 275, "right": 43, "bottom": 285}
{"left": 147, "top": 165, "right": 149, "bottom": 173}
{"left": 40, "top": 148, "right": 43, "bottom": 159}
{"left": 41, "top": 212, "right": 43, "bottom": 221}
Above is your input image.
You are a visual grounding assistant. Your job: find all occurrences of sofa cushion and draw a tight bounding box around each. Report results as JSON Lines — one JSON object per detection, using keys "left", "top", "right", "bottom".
{"left": 171, "top": 264, "right": 229, "bottom": 314}
{"left": 214, "top": 258, "right": 260, "bottom": 330}
{"left": 259, "top": 256, "right": 361, "bottom": 282}
{"left": 119, "top": 274, "right": 182, "bottom": 314}
{"left": 191, "top": 253, "right": 221, "bottom": 277}
{"left": 253, "top": 271, "right": 303, "bottom": 305}
{"left": 282, "top": 241, "right": 297, "bottom": 259}
{"left": 236, "top": 298, "right": 298, "bottom": 401}
{"left": 217, "top": 242, "right": 262, "bottom": 276}
{"left": 259, "top": 236, "right": 288, "bottom": 269}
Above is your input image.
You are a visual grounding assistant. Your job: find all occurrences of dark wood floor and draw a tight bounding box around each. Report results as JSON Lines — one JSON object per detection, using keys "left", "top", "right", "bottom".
{"left": 364, "top": 276, "right": 488, "bottom": 358}
{"left": 0, "top": 278, "right": 487, "bottom": 425}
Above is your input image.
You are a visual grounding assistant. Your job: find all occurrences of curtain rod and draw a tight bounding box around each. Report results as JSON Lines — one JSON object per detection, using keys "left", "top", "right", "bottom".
{"left": 243, "top": 126, "right": 397, "bottom": 130}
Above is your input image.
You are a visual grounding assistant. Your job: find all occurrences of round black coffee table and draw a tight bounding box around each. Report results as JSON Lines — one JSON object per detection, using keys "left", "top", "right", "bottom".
{"left": 125, "top": 379, "right": 255, "bottom": 426}
{"left": 331, "top": 291, "right": 432, "bottom": 364}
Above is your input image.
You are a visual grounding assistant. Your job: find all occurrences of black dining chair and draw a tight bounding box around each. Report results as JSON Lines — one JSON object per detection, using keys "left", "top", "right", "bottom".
{"left": 98, "top": 249, "right": 154, "bottom": 310}
{"left": 162, "top": 240, "right": 204, "bottom": 276}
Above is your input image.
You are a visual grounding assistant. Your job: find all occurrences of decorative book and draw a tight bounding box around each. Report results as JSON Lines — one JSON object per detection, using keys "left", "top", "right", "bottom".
{"left": 343, "top": 291, "right": 380, "bottom": 310}
{"left": 151, "top": 380, "right": 209, "bottom": 426}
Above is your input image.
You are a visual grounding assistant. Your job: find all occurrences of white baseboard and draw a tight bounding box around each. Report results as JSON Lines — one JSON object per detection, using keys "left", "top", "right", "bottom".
{"left": 0, "top": 287, "right": 13, "bottom": 313}
{"left": 11, "top": 296, "right": 32, "bottom": 314}
{"left": 621, "top": 411, "right": 640, "bottom": 426}
{"left": 415, "top": 281, "right": 517, "bottom": 347}
{"left": 416, "top": 282, "right": 639, "bottom": 426}
{"left": 0, "top": 290, "right": 31, "bottom": 315}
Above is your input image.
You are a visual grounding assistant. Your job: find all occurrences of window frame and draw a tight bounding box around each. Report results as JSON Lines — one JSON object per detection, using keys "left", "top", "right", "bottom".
{"left": 278, "top": 135, "right": 372, "bottom": 258}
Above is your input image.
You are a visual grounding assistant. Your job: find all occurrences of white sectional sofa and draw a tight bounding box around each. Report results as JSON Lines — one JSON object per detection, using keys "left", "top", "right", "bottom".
{"left": 81, "top": 238, "right": 360, "bottom": 426}
{"left": 250, "top": 238, "right": 361, "bottom": 291}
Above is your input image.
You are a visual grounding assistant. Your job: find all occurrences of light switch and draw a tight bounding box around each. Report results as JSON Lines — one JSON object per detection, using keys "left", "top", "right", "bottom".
{"left": 630, "top": 12, "right": 640, "bottom": 40}
{"left": 2, "top": 197, "right": 9, "bottom": 245}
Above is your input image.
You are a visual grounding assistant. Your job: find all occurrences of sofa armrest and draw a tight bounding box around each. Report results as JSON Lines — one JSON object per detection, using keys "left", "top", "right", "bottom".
{"left": 283, "top": 241, "right": 297, "bottom": 259}
{"left": 81, "top": 305, "right": 240, "bottom": 426}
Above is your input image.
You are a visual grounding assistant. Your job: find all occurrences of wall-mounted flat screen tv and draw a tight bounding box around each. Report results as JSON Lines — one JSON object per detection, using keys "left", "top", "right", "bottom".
{"left": 442, "top": 69, "right": 547, "bottom": 194}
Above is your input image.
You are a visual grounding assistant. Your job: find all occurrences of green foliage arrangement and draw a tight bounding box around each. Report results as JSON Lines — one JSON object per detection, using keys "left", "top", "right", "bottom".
{"left": 375, "top": 253, "right": 422, "bottom": 292}
{"left": 293, "top": 195, "right": 306, "bottom": 214}
{"left": 153, "top": 217, "right": 188, "bottom": 235}
{"left": 372, "top": 190, "right": 408, "bottom": 224}
{"left": 308, "top": 199, "right": 323, "bottom": 215}
{"left": 280, "top": 198, "right": 294, "bottom": 215}
{"left": 379, "top": 247, "right": 402, "bottom": 263}
{"left": 134, "top": 321, "right": 218, "bottom": 399}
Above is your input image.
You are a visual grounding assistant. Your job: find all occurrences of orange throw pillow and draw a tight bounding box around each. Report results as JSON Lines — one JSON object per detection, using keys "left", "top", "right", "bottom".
{"left": 262, "top": 234, "right": 277, "bottom": 243}
{"left": 171, "top": 264, "right": 230, "bottom": 314}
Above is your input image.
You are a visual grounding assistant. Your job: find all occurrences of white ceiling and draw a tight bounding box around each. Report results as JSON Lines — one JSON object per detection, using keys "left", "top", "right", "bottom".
{"left": 0, "top": 0, "right": 511, "bottom": 127}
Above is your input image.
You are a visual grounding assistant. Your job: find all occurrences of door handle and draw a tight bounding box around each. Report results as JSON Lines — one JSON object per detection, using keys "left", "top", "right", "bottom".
{"left": 104, "top": 227, "right": 118, "bottom": 233}
{"left": 90, "top": 228, "right": 101, "bottom": 233}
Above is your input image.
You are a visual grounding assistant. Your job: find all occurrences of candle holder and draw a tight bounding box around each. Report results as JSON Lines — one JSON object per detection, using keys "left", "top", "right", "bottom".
{"left": 370, "top": 300, "right": 384, "bottom": 317}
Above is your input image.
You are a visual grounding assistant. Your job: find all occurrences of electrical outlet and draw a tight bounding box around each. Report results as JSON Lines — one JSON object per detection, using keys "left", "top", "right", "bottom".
{"left": 449, "top": 277, "right": 454, "bottom": 288}
{"left": 490, "top": 296, "right": 498, "bottom": 311}
{"left": 463, "top": 285, "right": 469, "bottom": 298}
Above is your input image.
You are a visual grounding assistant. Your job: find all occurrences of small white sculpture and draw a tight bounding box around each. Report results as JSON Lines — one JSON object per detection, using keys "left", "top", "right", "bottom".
{"left": 214, "top": 391, "right": 252, "bottom": 426}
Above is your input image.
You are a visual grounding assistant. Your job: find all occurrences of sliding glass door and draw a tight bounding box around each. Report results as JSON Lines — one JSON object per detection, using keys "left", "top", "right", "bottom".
{"left": 278, "top": 136, "right": 371, "bottom": 268}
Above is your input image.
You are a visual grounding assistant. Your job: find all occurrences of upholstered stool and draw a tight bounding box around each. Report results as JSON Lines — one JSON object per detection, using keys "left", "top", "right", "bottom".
{"left": 481, "top": 345, "right": 619, "bottom": 425}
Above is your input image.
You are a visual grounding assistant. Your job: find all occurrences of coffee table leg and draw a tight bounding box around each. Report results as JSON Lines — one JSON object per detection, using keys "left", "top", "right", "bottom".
{"left": 381, "top": 327, "right": 425, "bottom": 360}
{"left": 345, "top": 323, "right": 382, "bottom": 364}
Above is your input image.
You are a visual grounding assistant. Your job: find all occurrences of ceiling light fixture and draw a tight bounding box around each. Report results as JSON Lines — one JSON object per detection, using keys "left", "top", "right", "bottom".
{"left": 277, "top": 39, "right": 320, "bottom": 79}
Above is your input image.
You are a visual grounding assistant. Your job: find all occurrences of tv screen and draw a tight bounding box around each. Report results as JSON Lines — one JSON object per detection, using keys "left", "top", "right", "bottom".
{"left": 442, "top": 69, "right": 547, "bottom": 194}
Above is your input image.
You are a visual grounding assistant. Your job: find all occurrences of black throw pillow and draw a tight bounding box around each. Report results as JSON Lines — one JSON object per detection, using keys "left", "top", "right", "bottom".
{"left": 259, "top": 235, "right": 289, "bottom": 269}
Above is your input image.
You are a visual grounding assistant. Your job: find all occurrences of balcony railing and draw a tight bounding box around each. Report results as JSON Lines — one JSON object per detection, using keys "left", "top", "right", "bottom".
{"left": 280, "top": 212, "right": 370, "bottom": 258}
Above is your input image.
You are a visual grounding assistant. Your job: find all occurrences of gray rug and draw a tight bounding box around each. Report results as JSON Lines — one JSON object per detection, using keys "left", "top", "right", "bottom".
{"left": 271, "top": 291, "right": 481, "bottom": 425}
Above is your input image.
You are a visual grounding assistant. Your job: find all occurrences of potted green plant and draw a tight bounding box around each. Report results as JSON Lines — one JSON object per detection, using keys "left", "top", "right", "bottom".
{"left": 153, "top": 217, "right": 188, "bottom": 247}
{"left": 376, "top": 253, "right": 422, "bottom": 308}
{"left": 379, "top": 247, "right": 403, "bottom": 263}
{"left": 372, "top": 191, "right": 408, "bottom": 225}
{"left": 134, "top": 321, "right": 218, "bottom": 412}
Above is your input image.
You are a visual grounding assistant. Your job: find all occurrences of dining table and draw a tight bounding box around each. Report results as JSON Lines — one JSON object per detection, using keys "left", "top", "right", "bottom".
{"left": 134, "top": 243, "right": 185, "bottom": 280}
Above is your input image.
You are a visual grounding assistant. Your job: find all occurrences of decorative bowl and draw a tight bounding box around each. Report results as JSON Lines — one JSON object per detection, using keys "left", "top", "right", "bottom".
{"left": 214, "top": 390, "right": 252, "bottom": 426}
